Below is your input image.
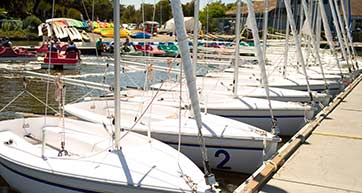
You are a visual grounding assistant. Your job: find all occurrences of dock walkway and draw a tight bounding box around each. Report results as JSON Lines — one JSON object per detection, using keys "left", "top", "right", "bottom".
{"left": 259, "top": 78, "right": 362, "bottom": 193}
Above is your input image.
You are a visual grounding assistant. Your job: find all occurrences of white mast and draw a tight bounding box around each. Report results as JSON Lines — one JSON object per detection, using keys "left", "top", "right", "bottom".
{"left": 328, "top": 0, "right": 353, "bottom": 73}
{"left": 170, "top": 0, "right": 216, "bottom": 187}
{"left": 113, "top": 0, "right": 121, "bottom": 150}
{"left": 318, "top": 0, "right": 344, "bottom": 78}
{"left": 301, "top": 0, "right": 328, "bottom": 90}
{"left": 262, "top": 0, "right": 268, "bottom": 60}
{"left": 284, "top": 0, "right": 314, "bottom": 102}
{"left": 192, "top": 0, "right": 199, "bottom": 73}
{"left": 316, "top": 5, "right": 321, "bottom": 49}
{"left": 283, "top": 19, "right": 290, "bottom": 78}
{"left": 233, "top": 0, "right": 241, "bottom": 97}
{"left": 340, "top": 0, "right": 356, "bottom": 59}
{"left": 245, "top": 0, "right": 278, "bottom": 133}
{"left": 333, "top": 0, "right": 354, "bottom": 70}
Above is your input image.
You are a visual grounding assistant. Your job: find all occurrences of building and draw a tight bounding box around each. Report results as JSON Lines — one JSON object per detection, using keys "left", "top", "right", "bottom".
{"left": 350, "top": 0, "right": 362, "bottom": 31}
{"left": 223, "top": 0, "right": 359, "bottom": 35}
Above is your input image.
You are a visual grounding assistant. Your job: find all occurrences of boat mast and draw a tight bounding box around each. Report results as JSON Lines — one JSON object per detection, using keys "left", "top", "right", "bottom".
{"left": 233, "top": 0, "right": 241, "bottom": 97}
{"left": 328, "top": 0, "right": 353, "bottom": 74}
{"left": 282, "top": 19, "right": 290, "bottom": 78}
{"left": 340, "top": 0, "right": 357, "bottom": 61}
{"left": 318, "top": 0, "right": 344, "bottom": 79}
{"left": 333, "top": 0, "right": 355, "bottom": 70}
{"left": 262, "top": 0, "right": 268, "bottom": 60}
{"left": 301, "top": 0, "right": 328, "bottom": 90}
{"left": 170, "top": 0, "right": 216, "bottom": 188}
{"left": 42, "top": 0, "right": 56, "bottom": 160}
{"left": 192, "top": 0, "right": 199, "bottom": 73}
{"left": 113, "top": 0, "right": 121, "bottom": 150}
{"left": 92, "top": 0, "right": 94, "bottom": 31}
{"left": 244, "top": 0, "right": 278, "bottom": 134}
{"left": 284, "top": 0, "right": 314, "bottom": 102}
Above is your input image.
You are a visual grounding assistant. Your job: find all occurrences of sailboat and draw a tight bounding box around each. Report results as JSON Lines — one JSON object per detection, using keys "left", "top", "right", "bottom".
{"left": 65, "top": 0, "right": 281, "bottom": 174}
{"left": 128, "top": 0, "right": 318, "bottom": 136}
{"left": 64, "top": 100, "right": 280, "bottom": 174}
{"left": 0, "top": 0, "right": 217, "bottom": 192}
{"left": 0, "top": 117, "right": 214, "bottom": 193}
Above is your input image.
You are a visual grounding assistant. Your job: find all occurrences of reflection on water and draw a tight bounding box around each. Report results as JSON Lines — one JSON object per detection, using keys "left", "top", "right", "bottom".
{"left": 0, "top": 55, "right": 245, "bottom": 192}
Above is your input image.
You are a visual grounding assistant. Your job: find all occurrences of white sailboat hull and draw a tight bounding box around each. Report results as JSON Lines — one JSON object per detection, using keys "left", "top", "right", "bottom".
{"left": 0, "top": 117, "right": 211, "bottom": 193}
{"left": 145, "top": 132, "right": 278, "bottom": 174}
{"left": 0, "top": 158, "right": 173, "bottom": 193}
{"left": 64, "top": 101, "right": 280, "bottom": 174}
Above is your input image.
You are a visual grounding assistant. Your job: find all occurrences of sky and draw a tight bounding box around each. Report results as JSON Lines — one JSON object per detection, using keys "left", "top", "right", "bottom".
{"left": 120, "top": 0, "right": 238, "bottom": 10}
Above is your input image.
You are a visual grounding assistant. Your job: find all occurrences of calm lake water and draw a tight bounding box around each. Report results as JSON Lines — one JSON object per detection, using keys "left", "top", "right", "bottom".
{"left": 0, "top": 55, "right": 248, "bottom": 192}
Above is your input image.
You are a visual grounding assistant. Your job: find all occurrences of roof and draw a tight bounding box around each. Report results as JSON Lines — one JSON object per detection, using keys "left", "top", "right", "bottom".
{"left": 350, "top": 0, "right": 362, "bottom": 17}
{"left": 226, "top": 0, "right": 278, "bottom": 16}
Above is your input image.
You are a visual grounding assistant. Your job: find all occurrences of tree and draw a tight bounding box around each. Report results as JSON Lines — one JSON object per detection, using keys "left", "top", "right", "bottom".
{"left": 199, "top": 1, "right": 227, "bottom": 33}
{"left": 182, "top": 0, "right": 194, "bottom": 17}
{"left": 155, "top": 0, "right": 172, "bottom": 26}
{"left": 121, "top": 5, "right": 137, "bottom": 23}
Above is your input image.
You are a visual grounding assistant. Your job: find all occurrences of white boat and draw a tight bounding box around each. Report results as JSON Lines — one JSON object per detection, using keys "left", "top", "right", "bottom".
{"left": 0, "top": 0, "right": 218, "bottom": 192}
{"left": 80, "top": 87, "right": 316, "bottom": 136}
{"left": 150, "top": 79, "right": 331, "bottom": 106}
{"left": 64, "top": 100, "right": 280, "bottom": 174}
{"left": 203, "top": 71, "right": 343, "bottom": 96}
{"left": 0, "top": 117, "right": 213, "bottom": 193}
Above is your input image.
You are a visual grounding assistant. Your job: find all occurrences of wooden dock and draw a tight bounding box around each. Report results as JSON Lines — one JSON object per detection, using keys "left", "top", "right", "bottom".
{"left": 236, "top": 74, "right": 362, "bottom": 193}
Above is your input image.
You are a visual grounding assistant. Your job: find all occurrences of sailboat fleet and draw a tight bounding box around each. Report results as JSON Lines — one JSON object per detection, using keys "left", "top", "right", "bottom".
{"left": 0, "top": 0, "right": 360, "bottom": 192}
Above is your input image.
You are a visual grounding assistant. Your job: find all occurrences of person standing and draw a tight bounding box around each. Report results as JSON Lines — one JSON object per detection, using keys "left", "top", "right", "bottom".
{"left": 95, "top": 37, "right": 105, "bottom": 55}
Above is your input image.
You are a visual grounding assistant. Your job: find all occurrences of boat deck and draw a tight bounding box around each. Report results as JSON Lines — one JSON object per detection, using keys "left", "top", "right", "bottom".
{"left": 236, "top": 74, "right": 362, "bottom": 193}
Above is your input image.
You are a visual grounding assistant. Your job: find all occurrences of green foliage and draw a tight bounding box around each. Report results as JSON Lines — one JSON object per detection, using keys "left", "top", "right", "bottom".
{"left": 200, "top": 1, "right": 227, "bottom": 33}
{"left": 155, "top": 0, "right": 172, "bottom": 26}
{"left": 0, "top": 29, "right": 40, "bottom": 40}
{"left": 121, "top": 5, "right": 137, "bottom": 24}
{"left": 23, "top": 15, "right": 42, "bottom": 32}
{"left": 1, "top": 20, "right": 22, "bottom": 31}
{"left": 182, "top": 0, "right": 194, "bottom": 17}
{"left": 139, "top": 4, "right": 156, "bottom": 23}
{"left": 0, "top": 8, "right": 7, "bottom": 18}
{"left": 67, "top": 8, "right": 82, "bottom": 20}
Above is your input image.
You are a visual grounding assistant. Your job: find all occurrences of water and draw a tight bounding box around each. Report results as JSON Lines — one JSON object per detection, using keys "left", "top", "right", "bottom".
{"left": 0, "top": 55, "right": 247, "bottom": 192}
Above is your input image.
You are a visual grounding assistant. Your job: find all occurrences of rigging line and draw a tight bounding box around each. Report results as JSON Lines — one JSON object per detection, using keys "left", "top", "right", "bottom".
{"left": 118, "top": 63, "right": 174, "bottom": 141}
{"left": 69, "top": 88, "right": 96, "bottom": 104}
{"left": 284, "top": 0, "right": 314, "bottom": 103}
{"left": 276, "top": 0, "right": 282, "bottom": 33}
{"left": 0, "top": 91, "right": 25, "bottom": 113}
{"left": 177, "top": 59, "right": 183, "bottom": 163}
{"left": 301, "top": 0, "right": 328, "bottom": 90}
{"left": 271, "top": 0, "right": 278, "bottom": 33}
{"left": 318, "top": 0, "right": 344, "bottom": 79}
{"left": 245, "top": 0, "right": 279, "bottom": 134}
{"left": 333, "top": 0, "right": 354, "bottom": 70}
{"left": 25, "top": 90, "right": 59, "bottom": 114}
{"left": 81, "top": 0, "right": 90, "bottom": 21}
{"left": 41, "top": 0, "right": 56, "bottom": 160}
{"left": 119, "top": 79, "right": 166, "bottom": 141}
{"left": 44, "top": 0, "right": 56, "bottom": 125}
{"left": 328, "top": 0, "right": 353, "bottom": 74}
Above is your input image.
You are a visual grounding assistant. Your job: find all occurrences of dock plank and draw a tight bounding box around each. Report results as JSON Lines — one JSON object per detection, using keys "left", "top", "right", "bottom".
{"left": 260, "top": 79, "right": 362, "bottom": 193}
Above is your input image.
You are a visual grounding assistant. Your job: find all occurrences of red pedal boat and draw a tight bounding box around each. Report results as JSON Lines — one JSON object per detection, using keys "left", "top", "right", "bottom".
{"left": 0, "top": 46, "right": 37, "bottom": 62}
{"left": 42, "top": 50, "right": 80, "bottom": 70}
